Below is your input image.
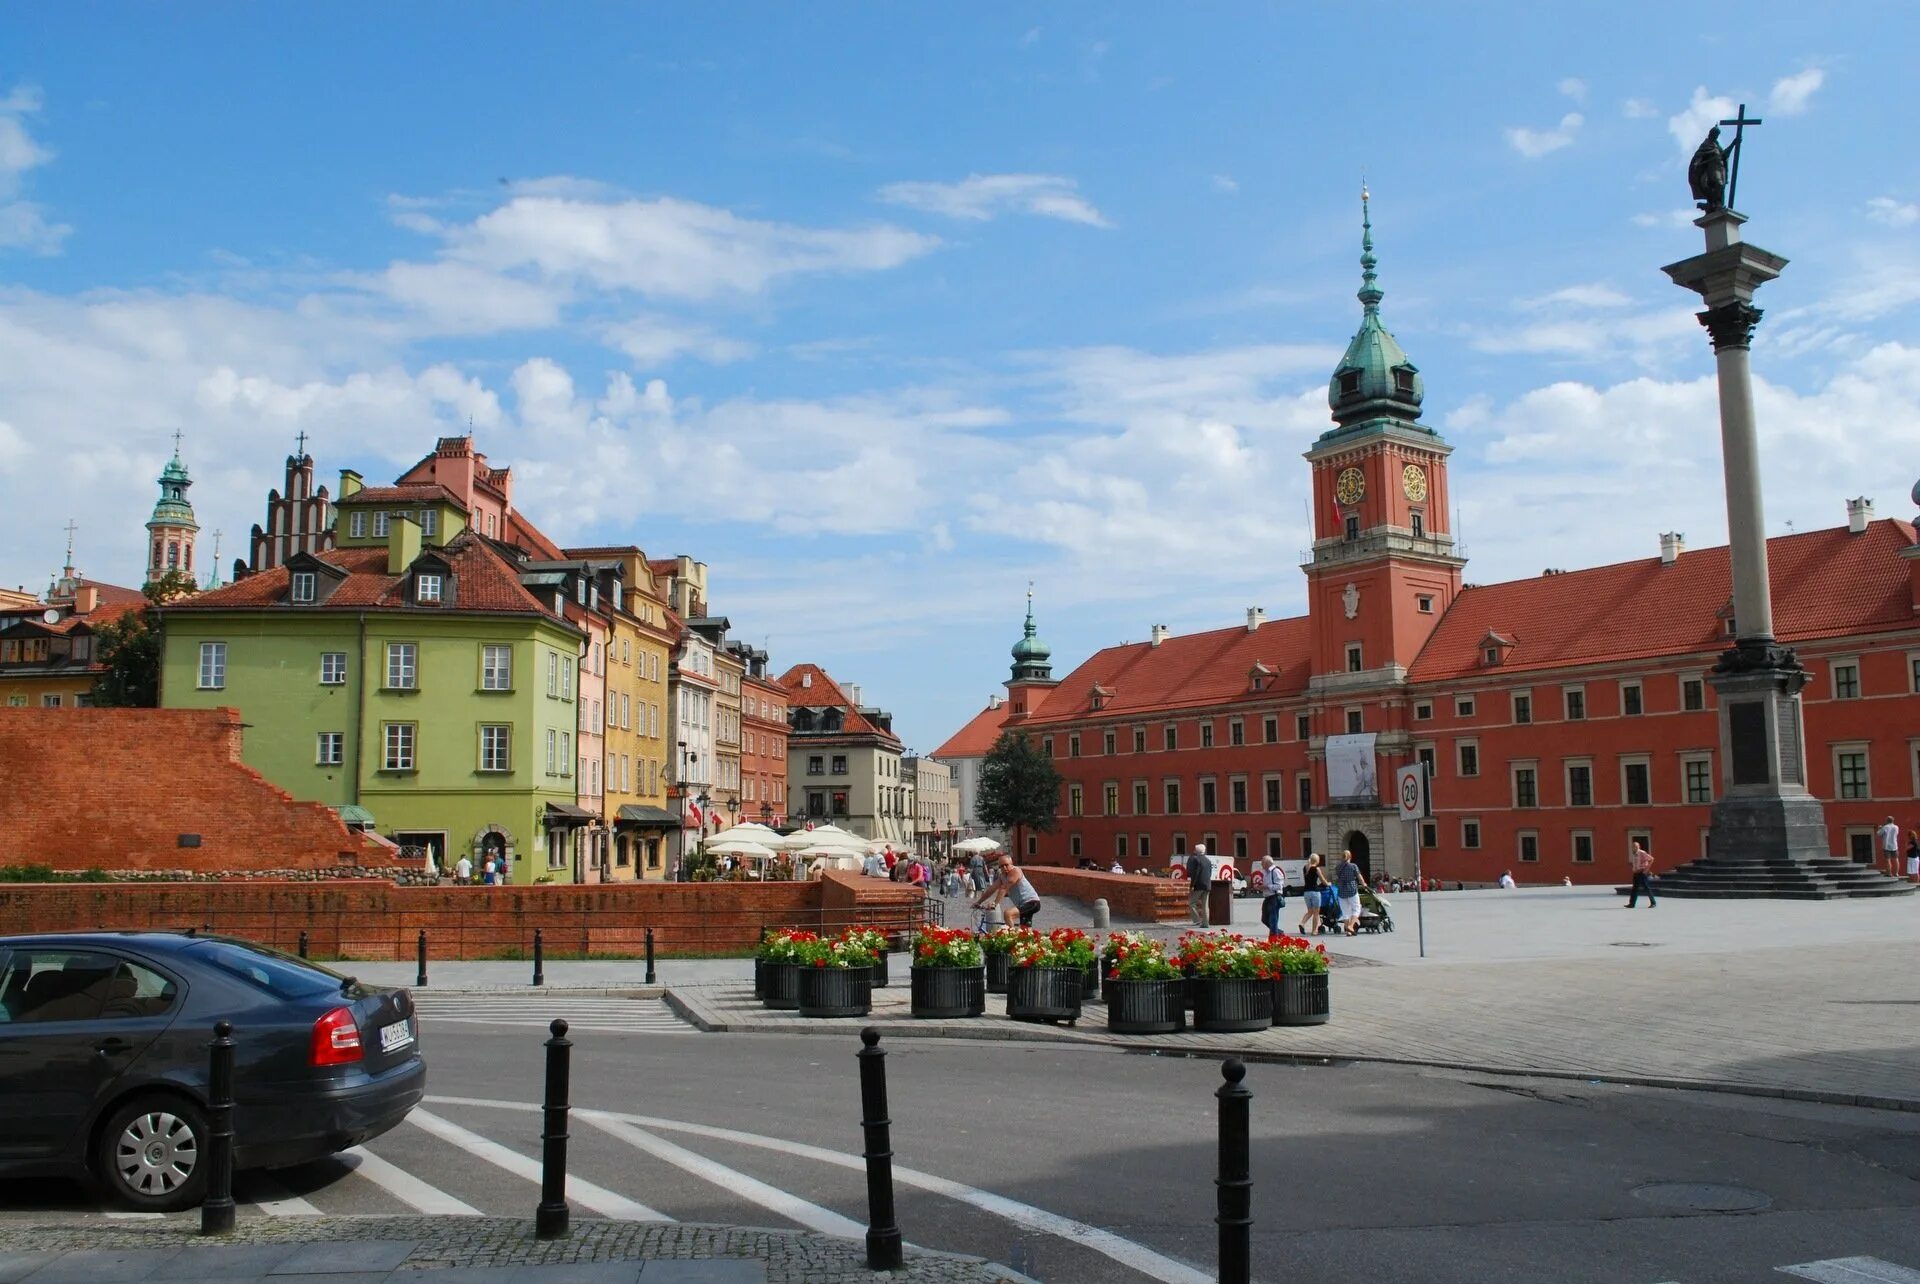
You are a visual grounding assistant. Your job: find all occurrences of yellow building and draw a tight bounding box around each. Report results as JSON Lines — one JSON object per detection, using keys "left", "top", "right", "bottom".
{"left": 574, "top": 547, "right": 677, "bottom": 879}
{"left": 0, "top": 567, "right": 145, "bottom": 709}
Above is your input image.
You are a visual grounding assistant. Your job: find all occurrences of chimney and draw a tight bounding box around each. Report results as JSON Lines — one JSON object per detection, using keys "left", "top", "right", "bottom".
{"left": 1659, "top": 532, "right": 1684, "bottom": 565}
{"left": 988, "top": 694, "right": 1004, "bottom": 709}
{"left": 388, "top": 513, "right": 422, "bottom": 574}
{"left": 846, "top": 682, "right": 862, "bottom": 706}
{"left": 1246, "top": 607, "right": 1266, "bottom": 632}
{"left": 1846, "top": 496, "right": 1873, "bottom": 535}
{"left": 1150, "top": 624, "right": 1169, "bottom": 648}
{"left": 74, "top": 585, "right": 100, "bottom": 615}
{"left": 338, "top": 469, "right": 363, "bottom": 498}
{"left": 801, "top": 671, "right": 813, "bottom": 688}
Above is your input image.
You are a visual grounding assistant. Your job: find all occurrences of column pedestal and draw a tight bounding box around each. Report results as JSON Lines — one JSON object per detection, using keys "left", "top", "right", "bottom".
{"left": 1704, "top": 646, "right": 1829, "bottom": 865}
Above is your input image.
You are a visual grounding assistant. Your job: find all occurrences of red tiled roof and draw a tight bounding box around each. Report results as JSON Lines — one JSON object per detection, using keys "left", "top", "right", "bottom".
{"left": 165, "top": 533, "right": 568, "bottom": 619}
{"left": 932, "top": 700, "right": 1012, "bottom": 759}
{"left": 337, "top": 483, "right": 466, "bottom": 508}
{"left": 74, "top": 579, "right": 145, "bottom": 608}
{"left": 777, "top": 662, "right": 902, "bottom": 746}
{"left": 1408, "top": 518, "right": 1920, "bottom": 682}
{"left": 1018, "top": 615, "right": 1316, "bottom": 726}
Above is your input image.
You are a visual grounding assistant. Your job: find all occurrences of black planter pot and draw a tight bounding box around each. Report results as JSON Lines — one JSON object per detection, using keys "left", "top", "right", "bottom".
{"left": 1272, "top": 972, "right": 1331, "bottom": 1026}
{"left": 796, "top": 965, "right": 873, "bottom": 1018}
{"left": 869, "top": 950, "right": 890, "bottom": 989}
{"left": 984, "top": 950, "right": 1011, "bottom": 994}
{"left": 1080, "top": 963, "right": 1100, "bottom": 1003}
{"left": 1105, "top": 978, "right": 1186, "bottom": 1035}
{"left": 909, "top": 965, "right": 985, "bottom": 1018}
{"left": 1006, "top": 965, "right": 1083, "bottom": 1024}
{"left": 1192, "top": 976, "right": 1274, "bottom": 1033}
{"left": 761, "top": 961, "right": 800, "bottom": 1010}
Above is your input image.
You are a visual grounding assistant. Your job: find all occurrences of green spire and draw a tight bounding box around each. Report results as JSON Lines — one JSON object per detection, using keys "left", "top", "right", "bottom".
{"left": 147, "top": 434, "right": 199, "bottom": 531}
{"left": 1324, "top": 185, "right": 1425, "bottom": 437}
{"left": 1009, "top": 584, "right": 1053, "bottom": 682}
{"left": 1358, "top": 185, "right": 1382, "bottom": 314}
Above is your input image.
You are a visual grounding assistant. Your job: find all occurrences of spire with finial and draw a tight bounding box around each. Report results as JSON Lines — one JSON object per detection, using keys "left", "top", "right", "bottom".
{"left": 1358, "top": 183, "right": 1382, "bottom": 314}
{"left": 1010, "top": 582, "right": 1052, "bottom": 683}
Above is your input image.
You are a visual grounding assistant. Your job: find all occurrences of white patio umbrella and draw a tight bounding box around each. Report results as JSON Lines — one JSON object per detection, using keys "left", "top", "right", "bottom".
{"left": 798, "top": 847, "right": 865, "bottom": 870}
{"left": 953, "top": 836, "right": 1003, "bottom": 854}
{"left": 703, "top": 838, "right": 776, "bottom": 859}
{"left": 767, "top": 830, "right": 824, "bottom": 852}
{"left": 797, "top": 824, "right": 871, "bottom": 850}
{"left": 706, "top": 822, "right": 781, "bottom": 846}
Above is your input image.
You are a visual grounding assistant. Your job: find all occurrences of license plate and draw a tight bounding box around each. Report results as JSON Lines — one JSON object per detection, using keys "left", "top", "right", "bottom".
{"left": 379, "top": 1020, "right": 414, "bottom": 1053}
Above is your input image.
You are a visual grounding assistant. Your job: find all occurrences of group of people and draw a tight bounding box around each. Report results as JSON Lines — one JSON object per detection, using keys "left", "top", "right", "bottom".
{"left": 1287, "top": 850, "right": 1371, "bottom": 938}
{"left": 449, "top": 853, "right": 507, "bottom": 885}
{"left": 1878, "top": 816, "right": 1920, "bottom": 881}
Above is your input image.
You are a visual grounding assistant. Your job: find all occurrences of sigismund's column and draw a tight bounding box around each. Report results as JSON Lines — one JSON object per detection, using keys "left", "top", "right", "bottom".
{"left": 1663, "top": 209, "right": 1831, "bottom": 865}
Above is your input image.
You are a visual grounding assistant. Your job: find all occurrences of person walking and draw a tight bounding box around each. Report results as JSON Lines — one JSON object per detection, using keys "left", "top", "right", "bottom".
{"left": 1185, "top": 845, "right": 1213, "bottom": 927}
{"left": 1297, "top": 854, "right": 1327, "bottom": 934}
{"left": 967, "top": 851, "right": 987, "bottom": 894}
{"left": 453, "top": 854, "right": 473, "bottom": 885}
{"left": 1877, "top": 815, "right": 1902, "bottom": 878}
{"left": 1254, "top": 851, "right": 1287, "bottom": 940}
{"left": 1626, "top": 840, "right": 1656, "bottom": 908}
{"left": 1333, "top": 850, "right": 1367, "bottom": 937}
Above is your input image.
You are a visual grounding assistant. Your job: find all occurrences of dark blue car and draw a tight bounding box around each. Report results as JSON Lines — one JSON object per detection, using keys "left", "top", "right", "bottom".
{"left": 0, "top": 931, "right": 426, "bottom": 1211}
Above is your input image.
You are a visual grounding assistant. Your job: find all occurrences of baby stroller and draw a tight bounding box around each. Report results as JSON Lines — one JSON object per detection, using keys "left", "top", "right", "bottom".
{"left": 1315, "top": 890, "right": 1344, "bottom": 935}
{"left": 1357, "top": 889, "right": 1395, "bottom": 933}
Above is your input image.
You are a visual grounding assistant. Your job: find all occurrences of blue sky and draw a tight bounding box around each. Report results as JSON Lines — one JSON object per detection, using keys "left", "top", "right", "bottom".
{"left": 2, "top": 5, "right": 1917, "bottom": 753}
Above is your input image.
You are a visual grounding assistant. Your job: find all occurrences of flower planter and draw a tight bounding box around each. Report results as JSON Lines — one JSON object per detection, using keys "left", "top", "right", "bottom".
{"left": 1105, "top": 979, "right": 1186, "bottom": 1035}
{"left": 984, "top": 950, "right": 1011, "bottom": 994}
{"left": 796, "top": 965, "right": 872, "bottom": 1018}
{"left": 870, "top": 950, "right": 890, "bottom": 989}
{"left": 1080, "top": 963, "right": 1100, "bottom": 1003}
{"left": 909, "top": 966, "right": 985, "bottom": 1019}
{"left": 1192, "top": 976, "right": 1273, "bottom": 1033}
{"left": 761, "top": 961, "right": 800, "bottom": 1010}
{"left": 1272, "top": 972, "right": 1331, "bottom": 1026}
{"left": 1005, "top": 965, "right": 1082, "bottom": 1025}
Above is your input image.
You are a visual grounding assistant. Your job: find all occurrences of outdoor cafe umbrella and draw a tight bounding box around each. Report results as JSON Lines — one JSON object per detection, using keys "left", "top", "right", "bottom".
{"left": 703, "top": 838, "right": 777, "bottom": 860}
{"left": 953, "top": 836, "right": 1003, "bottom": 854}
{"left": 796, "top": 824, "right": 870, "bottom": 850}
{"left": 798, "top": 847, "right": 865, "bottom": 871}
{"left": 706, "top": 822, "right": 781, "bottom": 846}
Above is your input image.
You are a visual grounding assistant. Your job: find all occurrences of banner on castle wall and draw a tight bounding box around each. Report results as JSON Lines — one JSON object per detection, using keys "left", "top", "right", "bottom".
{"left": 1325, "top": 733, "right": 1379, "bottom": 803}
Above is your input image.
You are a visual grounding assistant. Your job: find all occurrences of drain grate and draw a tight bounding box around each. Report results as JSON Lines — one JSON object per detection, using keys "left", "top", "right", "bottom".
{"left": 1631, "top": 1182, "right": 1771, "bottom": 1212}
{"left": 1609, "top": 941, "right": 1660, "bottom": 947}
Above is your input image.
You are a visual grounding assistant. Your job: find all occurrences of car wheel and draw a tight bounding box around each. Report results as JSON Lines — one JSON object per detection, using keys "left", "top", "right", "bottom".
{"left": 97, "top": 1096, "right": 211, "bottom": 1212}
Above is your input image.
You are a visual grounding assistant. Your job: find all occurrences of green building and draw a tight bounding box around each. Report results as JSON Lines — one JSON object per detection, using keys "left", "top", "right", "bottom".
{"left": 160, "top": 483, "right": 589, "bottom": 884}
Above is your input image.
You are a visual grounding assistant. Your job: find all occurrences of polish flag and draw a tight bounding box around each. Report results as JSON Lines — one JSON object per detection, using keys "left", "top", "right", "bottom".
{"left": 687, "top": 802, "right": 703, "bottom": 827}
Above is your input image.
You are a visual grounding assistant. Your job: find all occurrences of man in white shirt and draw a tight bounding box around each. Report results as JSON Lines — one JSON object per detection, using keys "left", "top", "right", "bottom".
{"left": 1498, "top": 870, "right": 1516, "bottom": 889}
{"left": 1878, "top": 816, "right": 1902, "bottom": 877}
{"left": 454, "top": 855, "right": 473, "bottom": 885}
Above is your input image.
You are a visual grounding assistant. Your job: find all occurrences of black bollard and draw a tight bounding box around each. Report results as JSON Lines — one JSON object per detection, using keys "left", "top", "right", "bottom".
{"left": 532, "top": 927, "right": 545, "bottom": 987}
{"left": 297, "top": 929, "right": 309, "bottom": 959}
{"left": 535, "top": 1018, "right": 571, "bottom": 1239}
{"left": 200, "top": 1020, "right": 237, "bottom": 1236}
{"left": 644, "top": 927, "right": 656, "bottom": 985}
{"left": 1216, "top": 1059, "right": 1252, "bottom": 1284}
{"left": 857, "top": 1027, "right": 903, "bottom": 1271}
{"left": 416, "top": 929, "right": 429, "bottom": 988}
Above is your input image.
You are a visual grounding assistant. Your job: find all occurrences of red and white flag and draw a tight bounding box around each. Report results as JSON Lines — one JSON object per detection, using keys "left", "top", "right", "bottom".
{"left": 686, "top": 802, "right": 703, "bottom": 827}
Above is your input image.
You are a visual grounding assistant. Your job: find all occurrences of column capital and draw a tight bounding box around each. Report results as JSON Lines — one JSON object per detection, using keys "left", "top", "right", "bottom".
{"left": 1698, "top": 301, "right": 1764, "bottom": 351}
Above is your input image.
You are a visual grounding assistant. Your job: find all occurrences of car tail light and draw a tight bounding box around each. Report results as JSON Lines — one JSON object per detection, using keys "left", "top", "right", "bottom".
{"left": 311, "top": 1006, "right": 363, "bottom": 1066}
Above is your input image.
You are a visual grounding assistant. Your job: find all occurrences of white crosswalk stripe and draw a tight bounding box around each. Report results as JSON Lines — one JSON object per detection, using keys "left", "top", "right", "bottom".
{"left": 410, "top": 995, "right": 695, "bottom": 1034}
{"left": 1778, "top": 1259, "right": 1920, "bottom": 1284}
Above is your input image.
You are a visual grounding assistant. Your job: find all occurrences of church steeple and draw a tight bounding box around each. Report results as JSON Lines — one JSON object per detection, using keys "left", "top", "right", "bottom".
{"left": 1009, "top": 586, "right": 1053, "bottom": 684}
{"left": 1325, "top": 187, "right": 1426, "bottom": 437}
{"left": 146, "top": 433, "right": 200, "bottom": 586}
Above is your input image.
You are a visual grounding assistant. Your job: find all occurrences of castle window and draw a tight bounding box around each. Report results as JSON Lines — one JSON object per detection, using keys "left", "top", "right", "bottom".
{"left": 1339, "top": 370, "right": 1361, "bottom": 398}
{"left": 1345, "top": 644, "right": 1363, "bottom": 673}
{"left": 1344, "top": 516, "right": 1360, "bottom": 541}
{"left": 1394, "top": 368, "right": 1415, "bottom": 395}
{"left": 1417, "top": 594, "right": 1434, "bottom": 614}
{"left": 1411, "top": 512, "right": 1425, "bottom": 538}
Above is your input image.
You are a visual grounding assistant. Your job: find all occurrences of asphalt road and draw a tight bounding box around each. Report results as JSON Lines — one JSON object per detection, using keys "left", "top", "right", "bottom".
{"left": 4, "top": 996, "right": 1920, "bottom": 1284}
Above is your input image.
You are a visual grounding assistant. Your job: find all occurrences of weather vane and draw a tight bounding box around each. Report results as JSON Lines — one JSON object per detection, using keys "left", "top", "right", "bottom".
{"left": 1688, "top": 102, "right": 1763, "bottom": 213}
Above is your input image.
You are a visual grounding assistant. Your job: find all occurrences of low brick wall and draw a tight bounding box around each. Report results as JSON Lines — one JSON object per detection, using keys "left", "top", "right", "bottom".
{"left": 1022, "top": 868, "right": 1189, "bottom": 923}
{"left": 0, "top": 871, "right": 926, "bottom": 960}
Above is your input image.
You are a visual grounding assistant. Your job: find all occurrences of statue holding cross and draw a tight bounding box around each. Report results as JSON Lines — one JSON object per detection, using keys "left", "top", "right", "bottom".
{"left": 1689, "top": 103, "right": 1762, "bottom": 212}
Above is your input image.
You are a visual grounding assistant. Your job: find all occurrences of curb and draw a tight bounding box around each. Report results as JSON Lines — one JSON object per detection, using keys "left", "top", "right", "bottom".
{"left": 414, "top": 986, "right": 667, "bottom": 999}
{"left": 662, "top": 987, "right": 1920, "bottom": 1115}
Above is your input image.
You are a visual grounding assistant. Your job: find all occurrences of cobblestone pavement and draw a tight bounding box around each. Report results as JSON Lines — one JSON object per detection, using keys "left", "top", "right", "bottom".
{"left": 0, "top": 1216, "right": 1031, "bottom": 1282}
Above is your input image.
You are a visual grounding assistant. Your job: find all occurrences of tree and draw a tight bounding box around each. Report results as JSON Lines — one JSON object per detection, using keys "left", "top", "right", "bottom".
{"left": 975, "top": 730, "right": 1065, "bottom": 860}
{"left": 89, "top": 570, "right": 198, "bottom": 708}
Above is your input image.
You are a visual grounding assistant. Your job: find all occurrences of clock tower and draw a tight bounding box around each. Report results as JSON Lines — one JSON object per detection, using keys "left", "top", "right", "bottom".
{"left": 1301, "top": 191, "right": 1465, "bottom": 875}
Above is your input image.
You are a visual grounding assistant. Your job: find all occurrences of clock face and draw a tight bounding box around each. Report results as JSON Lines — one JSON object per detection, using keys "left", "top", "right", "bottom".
{"left": 1402, "top": 463, "right": 1429, "bottom": 503}
{"left": 1334, "top": 467, "right": 1365, "bottom": 506}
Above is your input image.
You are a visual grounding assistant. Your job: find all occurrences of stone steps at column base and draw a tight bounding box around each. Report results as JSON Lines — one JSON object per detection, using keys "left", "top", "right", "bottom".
{"left": 1618, "top": 855, "right": 1915, "bottom": 900}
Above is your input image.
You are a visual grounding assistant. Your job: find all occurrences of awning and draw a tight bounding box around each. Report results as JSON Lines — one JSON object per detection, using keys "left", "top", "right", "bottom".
{"left": 333, "top": 804, "right": 377, "bottom": 829}
{"left": 544, "top": 802, "right": 597, "bottom": 828}
{"left": 616, "top": 804, "right": 679, "bottom": 829}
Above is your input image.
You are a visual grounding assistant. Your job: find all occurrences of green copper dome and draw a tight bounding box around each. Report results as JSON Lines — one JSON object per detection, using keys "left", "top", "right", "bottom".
{"left": 1325, "top": 189, "right": 1425, "bottom": 433}
{"left": 1009, "top": 593, "right": 1053, "bottom": 683}
{"left": 147, "top": 449, "right": 199, "bottom": 530}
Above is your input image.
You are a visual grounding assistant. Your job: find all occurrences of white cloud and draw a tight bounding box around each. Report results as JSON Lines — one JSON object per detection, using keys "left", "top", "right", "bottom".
{"left": 1770, "top": 68, "right": 1824, "bottom": 115}
{"left": 1867, "top": 196, "right": 1920, "bottom": 228}
{"left": 1623, "top": 98, "right": 1659, "bottom": 119}
{"left": 1668, "top": 86, "right": 1736, "bottom": 151}
{"left": 1210, "top": 174, "right": 1240, "bottom": 195}
{"left": 1521, "top": 283, "right": 1634, "bottom": 310}
{"left": 602, "top": 316, "right": 754, "bottom": 367}
{"left": 0, "top": 82, "right": 69, "bottom": 254}
{"left": 1019, "top": 27, "right": 1040, "bottom": 47}
{"left": 877, "top": 173, "right": 1112, "bottom": 227}
{"left": 1505, "top": 112, "right": 1583, "bottom": 159}
{"left": 1468, "top": 305, "right": 1700, "bottom": 369}
{"left": 1558, "top": 77, "right": 1589, "bottom": 103}
{"left": 1632, "top": 208, "right": 1699, "bottom": 230}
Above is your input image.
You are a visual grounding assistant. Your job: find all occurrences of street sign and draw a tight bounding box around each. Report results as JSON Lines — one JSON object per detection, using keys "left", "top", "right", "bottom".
{"left": 1395, "top": 764, "right": 1429, "bottom": 821}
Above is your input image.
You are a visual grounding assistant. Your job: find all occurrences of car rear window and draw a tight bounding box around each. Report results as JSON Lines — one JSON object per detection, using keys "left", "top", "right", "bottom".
{"left": 185, "top": 940, "right": 342, "bottom": 1000}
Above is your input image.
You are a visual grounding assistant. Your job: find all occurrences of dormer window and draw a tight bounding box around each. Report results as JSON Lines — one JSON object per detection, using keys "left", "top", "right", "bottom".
{"left": 1480, "top": 630, "right": 1515, "bottom": 667}
{"left": 1338, "top": 370, "right": 1361, "bottom": 398}
{"left": 1394, "top": 368, "right": 1415, "bottom": 395}
{"left": 290, "top": 571, "right": 316, "bottom": 604}
{"left": 417, "top": 573, "right": 443, "bottom": 604}
{"left": 1485, "top": 647, "right": 1500, "bottom": 665}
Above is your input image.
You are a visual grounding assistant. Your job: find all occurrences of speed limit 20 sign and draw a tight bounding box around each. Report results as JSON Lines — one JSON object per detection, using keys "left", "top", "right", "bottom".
{"left": 1395, "top": 764, "right": 1430, "bottom": 820}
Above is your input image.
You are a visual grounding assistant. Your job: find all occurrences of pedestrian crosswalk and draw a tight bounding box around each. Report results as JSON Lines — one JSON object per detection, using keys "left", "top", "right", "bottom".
{"left": 1777, "top": 1259, "right": 1920, "bottom": 1283}
{"left": 409, "top": 994, "right": 696, "bottom": 1035}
